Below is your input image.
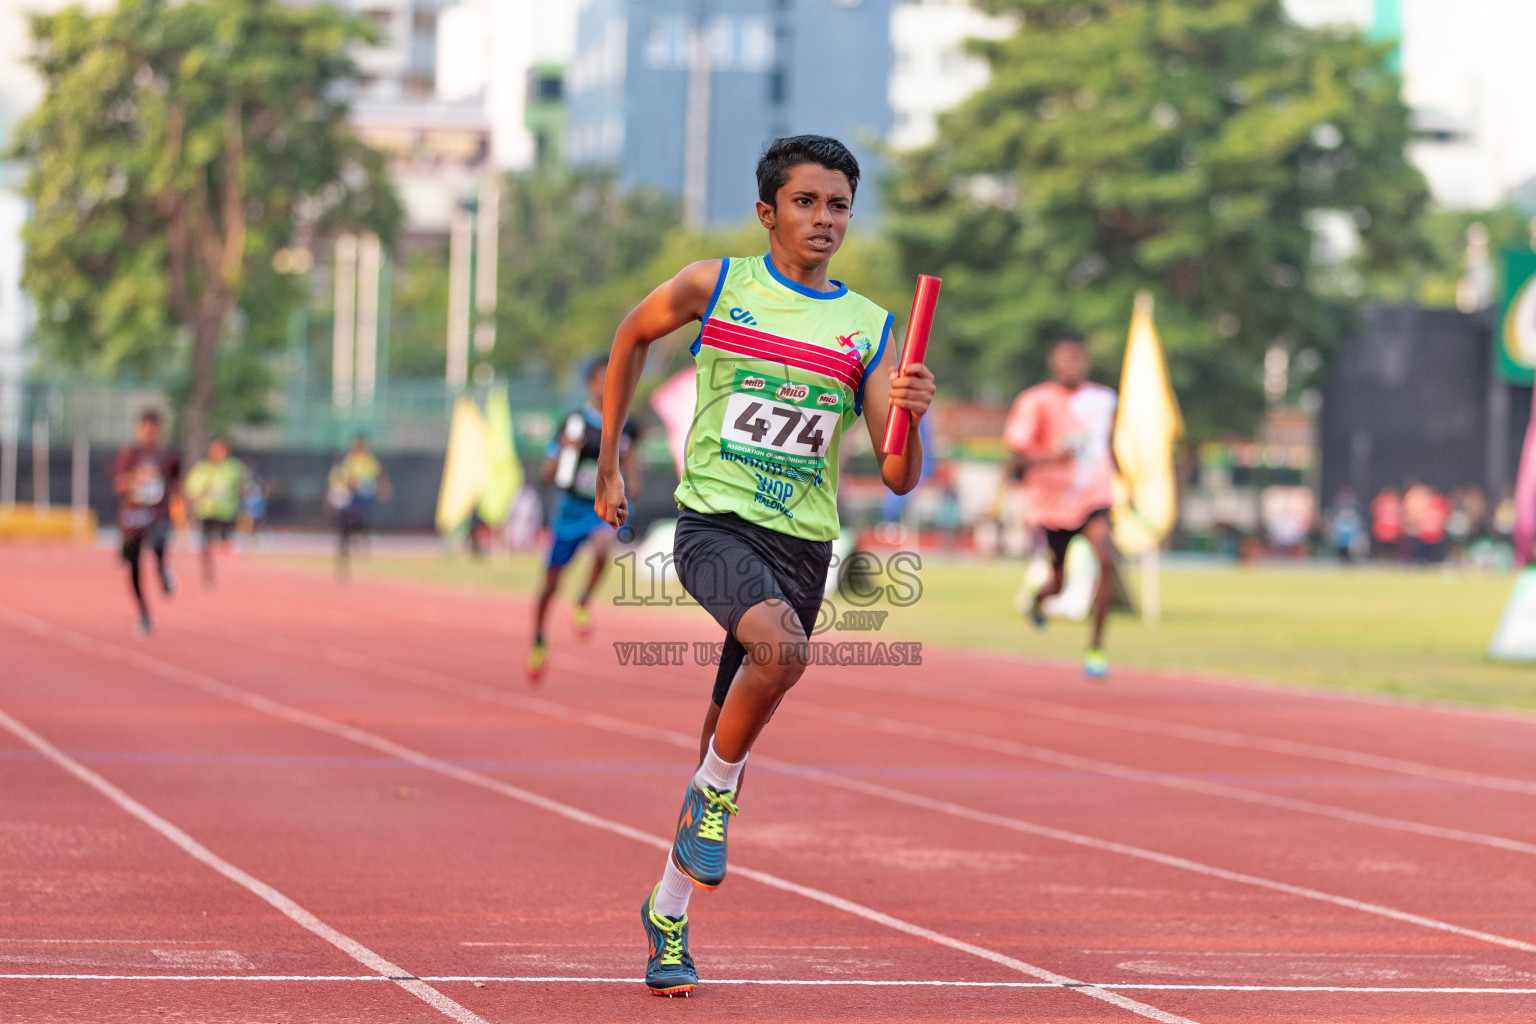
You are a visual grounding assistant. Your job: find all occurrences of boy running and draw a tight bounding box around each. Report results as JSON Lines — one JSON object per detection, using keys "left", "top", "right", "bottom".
{"left": 112, "top": 410, "right": 182, "bottom": 636}
{"left": 1004, "top": 333, "right": 1118, "bottom": 679}
{"left": 328, "top": 436, "right": 390, "bottom": 579}
{"left": 527, "top": 355, "right": 642, "bottom": 680}
{"left": 184, "top": 438, "right": 247, "bottom": 589}
{"left": 593, "top": 136, "right": 934, "bottom": 997}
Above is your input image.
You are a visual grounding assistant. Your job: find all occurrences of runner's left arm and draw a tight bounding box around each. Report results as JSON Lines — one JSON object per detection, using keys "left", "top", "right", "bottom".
{"left": 862, "top": 359, "right": 936, "bottom": 496}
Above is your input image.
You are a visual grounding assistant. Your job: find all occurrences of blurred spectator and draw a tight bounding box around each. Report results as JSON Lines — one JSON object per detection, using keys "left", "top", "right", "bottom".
{"left": 240, "top": 466, "right": 268, "bottom": 538}
{"left": 1420, "top": 486, "right": 1449, "bottom": 563}
{"left": 1446, "top": 486, "right": 1482, "bottom": 564}
{"left": 1462, "top": 486, "right": 1488, "bottom": 539}
{"left": 1327, "top": 488, "right": 1364, "bottom": 564}
{"left": 1261, "top": 486, "right": 1312, "bottom": 556}
{"left": 935, "top": 465, "right": 964, "bottom": 552}
{"left": 1402, "top": 481, "right": 1429, "bottom": 562}
{"left": 1494, "top": 486, "right": 1517, "bottom": 541}
{"left": 1371, "top": 486, "right": 1402, "bottom": 561}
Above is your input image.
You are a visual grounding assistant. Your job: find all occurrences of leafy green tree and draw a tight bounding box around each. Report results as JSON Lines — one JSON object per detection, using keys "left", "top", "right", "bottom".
{"left": 493, "top": 171, "right": 680, "bottom": 376}
{"left": 887, "top": 0, "right": 1429, "bottom": 437}
{"left": 12, "top": 0, "right": 400, "bottom": 456}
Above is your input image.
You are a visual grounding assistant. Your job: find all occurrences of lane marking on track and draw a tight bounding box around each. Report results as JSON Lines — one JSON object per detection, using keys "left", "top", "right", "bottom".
{"left": 218, "top": 561, "right": 1536, "bottom": 744}
{"left": 173, "top": 612, "right": 1536, "bottom": 861}
{"left": 780, "top": 700, "right": 1536, "bottom": 857}
{"left": 0, "top": 707, "right": 490, "bottom": 1024}
{"left": 0, "top": 747, "right": 1445, "bottom": 787}
{"left": 156, "top": 612, "right": 1536, "bottom": 957}
{"left": 821, "top": 671, "right": 1536, "bottom": 797}
{"left": 2, "top": 974, "right": 1536, "bottom": 994}
{"left": 892, "top": 622, "right": 1536, "bottom": 731}
{"left": 119, "top": 569, "right": 1534, "bottom": 786}
{"left": 0, "top": 608, "right": 1197, "bottom": 1024}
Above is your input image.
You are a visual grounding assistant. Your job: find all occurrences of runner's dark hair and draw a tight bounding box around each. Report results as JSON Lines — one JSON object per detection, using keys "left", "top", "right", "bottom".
{"left": 1051, "top": 331, "right": 1088, "bottom": 350}
{"left": 138, "top": 408, "right": 162, "bottom": 425}
{"left": 757, "top": 136, "right": 860, "bottom": 206}
{"left": 585, "top": 354, "right": 610, "bottom": 381}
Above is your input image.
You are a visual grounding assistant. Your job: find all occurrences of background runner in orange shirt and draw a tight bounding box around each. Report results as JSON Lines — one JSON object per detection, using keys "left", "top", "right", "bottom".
{"left": 1003, "top": 333, "right": 1118, "bottom": 678}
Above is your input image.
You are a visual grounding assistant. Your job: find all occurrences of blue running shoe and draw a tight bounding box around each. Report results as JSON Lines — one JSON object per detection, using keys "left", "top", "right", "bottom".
{"left": 671, "top": 780, "right": 739, "bottom": 889}
{"left": 641, "top": 885, "right": 696, "bottom": 997}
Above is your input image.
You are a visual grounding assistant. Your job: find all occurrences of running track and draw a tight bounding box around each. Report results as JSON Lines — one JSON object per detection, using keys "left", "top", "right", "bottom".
{"left": 3, "top": 545, "right": 1535, "bottom": 1023}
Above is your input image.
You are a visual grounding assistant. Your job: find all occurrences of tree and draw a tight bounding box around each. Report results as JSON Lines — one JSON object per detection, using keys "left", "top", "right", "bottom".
{"left": 12, "top": 0, "right": 400, "bottom": 457}
{"left": 886, "top": 0, "right": 1429, "bottom": 437}
{"left": 492, "top": 171, "right": 680, "bottom": 376}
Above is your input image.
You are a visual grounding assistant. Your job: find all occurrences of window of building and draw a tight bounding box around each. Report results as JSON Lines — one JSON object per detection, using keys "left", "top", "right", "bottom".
{"left": 528, "top": 69, "right": 564, "bottom": 102}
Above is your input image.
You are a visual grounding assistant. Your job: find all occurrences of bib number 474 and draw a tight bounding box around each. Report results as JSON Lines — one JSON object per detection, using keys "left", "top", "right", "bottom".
{"left": 732, "top": 400, "right": 826, "bottom": 454}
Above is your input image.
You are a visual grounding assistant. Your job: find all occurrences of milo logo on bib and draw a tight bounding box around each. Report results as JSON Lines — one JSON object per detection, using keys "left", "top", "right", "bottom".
{"left": 721, "top": 368, "right": 839, "bottom": 472}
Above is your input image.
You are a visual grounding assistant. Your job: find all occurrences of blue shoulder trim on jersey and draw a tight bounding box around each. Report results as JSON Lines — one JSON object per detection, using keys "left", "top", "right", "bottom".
{"left": 763, "top": 253, "right": 847, "bottom": 300}
{"left": 690, "top": 258, "right": 731, "bottom": 357}
{"left": 854, "top": 313, "right": 893, "bottom": 417}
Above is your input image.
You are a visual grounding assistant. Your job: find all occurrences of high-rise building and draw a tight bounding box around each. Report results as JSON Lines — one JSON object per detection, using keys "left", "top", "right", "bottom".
{"left": 337, "top": 0, "right": 444, "bottom": 101}
{"left": 1288, "top": 0, "right": 1536, "bottom": 209}
{"left": 888, "top": 0, "right": 1013, "bottom": 152}
{"left": 436, "top": 0, "right": 578, "bottom": 172}
{"left": 565, "top": 0, "right": 895, "bottom": 226}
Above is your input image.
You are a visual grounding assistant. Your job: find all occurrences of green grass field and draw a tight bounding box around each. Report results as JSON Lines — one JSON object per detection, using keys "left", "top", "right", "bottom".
{"left": 267, "top": 549, "right": 1536, "bottom": 712}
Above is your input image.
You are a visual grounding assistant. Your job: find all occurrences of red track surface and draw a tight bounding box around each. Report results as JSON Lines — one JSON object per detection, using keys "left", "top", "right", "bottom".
{"left": 3, "top": 544, "right": 1536, "bottom": 1023}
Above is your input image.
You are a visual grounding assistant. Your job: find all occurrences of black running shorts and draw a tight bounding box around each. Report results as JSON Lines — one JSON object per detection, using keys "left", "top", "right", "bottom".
{"left": 1044, "top": 507, "right": 1111, "bottom": 570}
{"left": 672, "top": 509, "right": 832, "bottom": 706}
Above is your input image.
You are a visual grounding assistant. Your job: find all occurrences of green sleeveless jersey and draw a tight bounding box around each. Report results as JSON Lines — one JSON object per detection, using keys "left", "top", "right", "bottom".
{"left": 675, "top": 254, "right": 893, "bottom": 541}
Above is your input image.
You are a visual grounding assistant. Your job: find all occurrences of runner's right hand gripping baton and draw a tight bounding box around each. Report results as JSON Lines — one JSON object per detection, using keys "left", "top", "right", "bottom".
{"left": 881, "top": 274, "right": 942, "bottom": 456}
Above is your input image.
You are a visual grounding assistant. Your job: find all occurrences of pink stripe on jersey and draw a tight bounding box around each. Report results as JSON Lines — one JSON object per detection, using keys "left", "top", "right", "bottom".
{"left": 700, "top": 319, "right": 864, "bottom": 391}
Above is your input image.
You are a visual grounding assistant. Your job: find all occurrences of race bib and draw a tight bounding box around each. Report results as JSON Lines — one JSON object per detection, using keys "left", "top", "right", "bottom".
{"left": 131, "top": 465, "right": 165, "bottom": 506}
{"left": 719, "top": 369, "right": 840, "bottom": 471}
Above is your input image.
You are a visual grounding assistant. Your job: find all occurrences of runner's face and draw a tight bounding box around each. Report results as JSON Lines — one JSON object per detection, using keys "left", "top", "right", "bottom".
{"left": 1049, "top": 343, "right": 1088, "bottom": 388}
{"left": 136, "top": 419, "right": 160, "bottom": 446}
{"left": 209, "top": 441, "right": 228, "bottom": 462}
{"left": 587, "top": 367, "right": 606, "bottom": 406}
{"left": 759, "top": 163, "right": 851, "bottom": 267}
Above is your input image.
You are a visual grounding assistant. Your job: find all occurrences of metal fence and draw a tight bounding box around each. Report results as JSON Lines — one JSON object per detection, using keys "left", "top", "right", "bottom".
{"left": 5, "top": 375, "right": 564, "bottom": 456}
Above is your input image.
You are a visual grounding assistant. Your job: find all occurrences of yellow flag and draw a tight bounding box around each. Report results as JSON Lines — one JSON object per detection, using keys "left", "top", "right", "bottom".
{"left": 477, "top": 385, "right": 523, "bottom": 527}
{"left": 436, "top": 397, "right": 490, "bottom": 533}
{"left": 1112, "top": 292, "right": 1184, "bottom": 555}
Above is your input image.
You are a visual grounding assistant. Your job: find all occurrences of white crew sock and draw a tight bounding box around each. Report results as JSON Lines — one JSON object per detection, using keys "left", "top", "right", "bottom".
{"left": 653, "top": 857, "right": 696, "bottom": 919}
{"left": 694, "top": 737, "right": 746, "bottom": 792}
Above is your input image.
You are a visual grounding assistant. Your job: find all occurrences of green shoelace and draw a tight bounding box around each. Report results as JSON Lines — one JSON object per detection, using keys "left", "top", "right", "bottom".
{"left": 649, "top": 911, "right": 688, "bottom": 966}
{"left": 697, "top": 788, "right": 740, "bottom": 843}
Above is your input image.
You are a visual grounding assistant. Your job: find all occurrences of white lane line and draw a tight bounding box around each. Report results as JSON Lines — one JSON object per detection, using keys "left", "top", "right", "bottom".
{"left": 0, "top": 608, "right": 1196, "bottom": 1024}
{"left": 905, "top": 619, "right": 1536, "bottom": 730}
{"left": 224, "top": 564, "right": 1536, "bottom": 744}
{"left": 782, "top": 700, "right": 1536, "bottom": 857}
{"left": 824, "top": 671, "right": 1536, "bottom": 797}
{"left": 163, "top": 611, "right": 1536, "bottom": 957}
{"left": 3, "top": 974, "right": 1535, "bottom": 995}
{"left": 0, "top": 708, "right": 489, "bottom": 1024}
{"left": 175, "top": 613, "right": 1536, "bottom": 861}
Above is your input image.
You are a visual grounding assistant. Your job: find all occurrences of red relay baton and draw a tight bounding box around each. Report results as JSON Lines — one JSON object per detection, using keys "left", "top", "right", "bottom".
{"left": 881, "top": 274, "right": 942, "bottom": 455}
